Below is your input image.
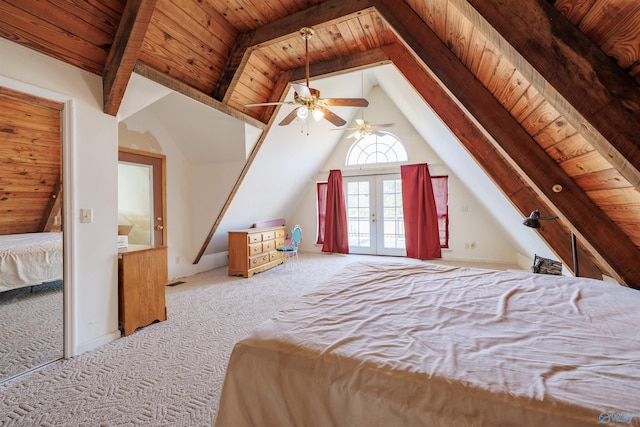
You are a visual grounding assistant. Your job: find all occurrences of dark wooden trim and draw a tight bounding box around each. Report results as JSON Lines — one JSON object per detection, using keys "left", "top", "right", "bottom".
{"left": 289, "top": 48, "right": 392, "bottom": 82}
{"left": 40, "top": 182, "right": 62, "bottom": 232}
{"left": 102, "top": 0, "right": 157, "bottom": 116}
{"left": 133, "top": 62, "right": 266, "bottom": 130}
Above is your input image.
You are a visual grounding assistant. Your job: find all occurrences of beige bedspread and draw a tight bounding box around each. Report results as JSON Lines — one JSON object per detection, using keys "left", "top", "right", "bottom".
{"left": 0, "top": 232, "right": 63, "bottom": 291}
{"left": 215, "top": 261, "right": 640, "bottom": 426}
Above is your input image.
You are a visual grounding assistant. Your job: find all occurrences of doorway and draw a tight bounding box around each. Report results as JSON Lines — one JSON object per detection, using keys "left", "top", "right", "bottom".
{"left": 0, "top": 87, "right": 65, "bottom": 383}
{"left": 344, "top": 174, "right": 406, "bottom": 256}
{"left": 117, "top": 148, "right": 166, "bottom": 247}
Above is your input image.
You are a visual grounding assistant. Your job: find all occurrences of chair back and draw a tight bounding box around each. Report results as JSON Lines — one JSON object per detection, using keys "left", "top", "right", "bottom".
{"left": 291, "top": 225, "right": 302, "bottom": 245}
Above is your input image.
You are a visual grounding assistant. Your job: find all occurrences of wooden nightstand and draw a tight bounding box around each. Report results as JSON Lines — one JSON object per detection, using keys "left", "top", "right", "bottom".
{"left": 117, "top": 245, "right": 167, "bottom": 336}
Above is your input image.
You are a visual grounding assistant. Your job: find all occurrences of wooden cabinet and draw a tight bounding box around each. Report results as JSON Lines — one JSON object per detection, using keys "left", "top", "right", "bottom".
{"left": 118, "top": 245, "right": 167, "bottom": 336}
{"left": 228, "top": 226, "right": 285, "bottom": 277}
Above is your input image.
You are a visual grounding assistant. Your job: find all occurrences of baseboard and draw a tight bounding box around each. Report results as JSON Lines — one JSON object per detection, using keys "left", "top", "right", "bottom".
{"left": 73, "top": 330, "right": 121, "bottom": 357}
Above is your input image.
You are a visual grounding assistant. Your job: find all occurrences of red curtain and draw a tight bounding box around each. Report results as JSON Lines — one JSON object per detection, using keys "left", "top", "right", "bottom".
{"left": 316, "top": 182, "right": 327, "bottom": 244}
{"left": 401, "top": 163, "right": 442, "bottom": 260}
{"left": 322, "top": 170, "right": 349, "bottom": 254}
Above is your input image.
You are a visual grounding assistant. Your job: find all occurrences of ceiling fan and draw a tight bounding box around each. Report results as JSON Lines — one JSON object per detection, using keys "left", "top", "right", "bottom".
{"left": 342, "top": 119, "right": 396, "bottom": 139}
{"left": 332, "top": 71, "right": 395, "bottom": 138}
{"left": 244, "top": 27, "right": 369, "bottom": 127}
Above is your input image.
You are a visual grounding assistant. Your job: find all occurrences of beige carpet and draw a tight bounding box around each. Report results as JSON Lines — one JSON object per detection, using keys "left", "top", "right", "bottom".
{"left": 0, "top": 253, "right": 518, "bottom": 426}
{"left": 0, "top": 280, "right": 63, "bottom": 381}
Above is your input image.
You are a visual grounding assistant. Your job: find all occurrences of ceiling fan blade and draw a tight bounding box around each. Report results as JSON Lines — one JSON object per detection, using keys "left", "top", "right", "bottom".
{"left": 292, "top": 83, "right": 312, "bottom": 99}
{"left": 278, "top": 108, "right": 299, "bottom": 126}
{"left": 321, "top": 108, "right": 347, "bottom": 127}
{"left": 244, "top": 101, "right": 287, "bottom": 107}
{"left": 324, "top": 98, "right": 369, "bottom": 107}
{"left": 347, "top": 131, "right": 360, "bottom": 139}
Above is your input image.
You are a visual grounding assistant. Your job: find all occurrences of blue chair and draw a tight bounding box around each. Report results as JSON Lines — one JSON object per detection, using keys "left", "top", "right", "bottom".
{"left": 277, "top": 225, "right": 301, "bottom": 262}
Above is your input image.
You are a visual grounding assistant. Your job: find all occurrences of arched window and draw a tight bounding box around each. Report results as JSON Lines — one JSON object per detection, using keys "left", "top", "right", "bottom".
{"left": 345, "top": 132, "right": 408, "bottom": 166}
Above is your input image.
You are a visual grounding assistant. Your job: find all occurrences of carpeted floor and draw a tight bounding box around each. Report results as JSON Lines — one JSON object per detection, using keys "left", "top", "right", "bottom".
{"left": 0, "top": 280, "right": 64, "bottom": 382}
{"left": 0, "top": 253, "right": 518, "bottom": 426}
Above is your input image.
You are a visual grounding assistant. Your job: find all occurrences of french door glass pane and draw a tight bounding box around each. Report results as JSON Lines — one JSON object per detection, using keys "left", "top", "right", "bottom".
{"left": 347, "top": 181, "right": 371, "bottom": 248}
{"left": 381, "top": 179, "right": 405, "bottom": 250}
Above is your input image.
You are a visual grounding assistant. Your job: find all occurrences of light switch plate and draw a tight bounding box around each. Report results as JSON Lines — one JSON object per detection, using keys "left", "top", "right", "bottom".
{"left": 80, "top": 208, "right": 93, "bottom": 223}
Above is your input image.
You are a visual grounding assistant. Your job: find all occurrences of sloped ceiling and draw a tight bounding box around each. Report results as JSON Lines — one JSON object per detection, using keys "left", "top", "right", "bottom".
{"left": 1, "top": 0, "right": 639, "bottom": 287}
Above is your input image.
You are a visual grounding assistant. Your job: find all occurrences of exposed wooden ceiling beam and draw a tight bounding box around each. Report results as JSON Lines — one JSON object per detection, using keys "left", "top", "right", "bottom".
{"left": 383, "top": 42, "right": 603, "bottom": 281}
{"left": 372, "top": 0, "right": 640, "bottom": 286}
{"left": 213, "top": 0, "right": 375, "bottom": 103}
{"left": 40, "top": 182, "right": 62, "bottom": 232}
{"left": 133, "top": 62, "right": 266, "bottom": 130}
{"left": 102, "top": 0, "right": 157, "bottom": 116}
{"left": 450, "top": 0, "right": 640, "bottom": 190}
{"left": 289, "top": 47, "right": 392, "bottom": 82}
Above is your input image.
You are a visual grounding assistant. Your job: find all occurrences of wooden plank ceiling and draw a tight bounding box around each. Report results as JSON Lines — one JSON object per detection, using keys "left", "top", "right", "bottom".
{"left": 1, "top": 0, "right": 639, "bottom": 287}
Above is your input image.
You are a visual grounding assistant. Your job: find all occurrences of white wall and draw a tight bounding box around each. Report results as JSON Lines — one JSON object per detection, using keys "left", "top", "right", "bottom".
{"left": 1, "top": 38, "right": 120, "bottom": 355}
{"left": 290, "top": 86, "right": 520, "bottom": 264}
{"left": 120, "top": 102, "right": 248, "bottom": 279}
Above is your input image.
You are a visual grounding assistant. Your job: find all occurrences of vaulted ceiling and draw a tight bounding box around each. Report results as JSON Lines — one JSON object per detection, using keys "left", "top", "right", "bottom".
{"left": 1, "top": 0, "right": 639, "bottom": 287}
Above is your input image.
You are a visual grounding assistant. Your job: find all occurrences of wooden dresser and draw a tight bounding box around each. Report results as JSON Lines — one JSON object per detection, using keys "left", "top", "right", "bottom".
{"left": 118, "top": 245, "right": 167, "bottom": 336}
{"left": 228, "top": 226, "right": 285, "bottom": 277}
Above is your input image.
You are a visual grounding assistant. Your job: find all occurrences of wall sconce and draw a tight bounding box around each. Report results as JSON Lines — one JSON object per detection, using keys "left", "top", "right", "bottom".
{"left": 522, "top": 210, "right": 579, "bottom": 277}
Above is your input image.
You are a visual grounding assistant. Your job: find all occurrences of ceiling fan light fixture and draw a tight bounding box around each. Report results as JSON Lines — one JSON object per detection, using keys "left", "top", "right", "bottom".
{"left": 296, "top": 106, "right": 309, "bottom": 120}
{"left": 312, "top": 108, "right": 324, "bottom": 122}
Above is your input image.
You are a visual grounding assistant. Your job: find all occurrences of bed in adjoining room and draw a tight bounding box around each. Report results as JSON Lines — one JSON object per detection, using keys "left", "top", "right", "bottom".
{"left": 214, "top": 261, "right": 640, "bottom": 427}
{"left": 0, "top": 232, "right": 63, "bottom": 292}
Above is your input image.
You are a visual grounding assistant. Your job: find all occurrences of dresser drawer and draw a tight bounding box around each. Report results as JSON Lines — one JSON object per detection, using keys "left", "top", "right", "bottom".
{"left": 270, "top": 251, "right": 284, "bottom": 262}
{"left": 248, "top": 233, "right": 262, "bottom": 244}
{"left": 249, "top": 253, "right": 270, "bottom": 269}
{"left": 262, "top": 240, "right": 275, "bottom": 252}
{"left": 275, "top": 228, "right": 285, "bottom": 240}
{"left": 262, "top": 231, "right": 275, "bottom": 241}
{"left": 249, "top": 242, "right": 262, "bottom": 255}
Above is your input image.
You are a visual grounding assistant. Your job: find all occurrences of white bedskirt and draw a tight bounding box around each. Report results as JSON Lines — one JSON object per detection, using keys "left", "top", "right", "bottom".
{"left": 215, "top": 261, "right": 640, "bottom": 426}
{"left": 0, "top": 232, "right": 63, "bottom": 292}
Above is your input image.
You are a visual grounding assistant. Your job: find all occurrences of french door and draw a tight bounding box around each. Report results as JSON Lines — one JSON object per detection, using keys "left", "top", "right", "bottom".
{"left": 344, "top": 174, "right": 406, "bottom": 256}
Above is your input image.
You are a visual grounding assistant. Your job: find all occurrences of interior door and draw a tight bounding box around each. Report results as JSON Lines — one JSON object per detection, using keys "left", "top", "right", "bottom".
{"left": 118, "top": 149, "right": 166, "bottom": 247}
{"left": 344, "top": 174, "right": 405, "bottom": 256}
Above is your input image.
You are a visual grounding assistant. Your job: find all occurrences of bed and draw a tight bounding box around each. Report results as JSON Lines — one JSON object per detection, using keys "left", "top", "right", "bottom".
{"left": 0, "top": 232, "right": 63, "bottom": 292}
{"left": 214, "top": 261, "right": 640, "bottom": 426}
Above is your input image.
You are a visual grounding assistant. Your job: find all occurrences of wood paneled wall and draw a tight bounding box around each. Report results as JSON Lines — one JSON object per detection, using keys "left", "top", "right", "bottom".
{"left": 0, "top": 87, "right": 63, "bottom": 235}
